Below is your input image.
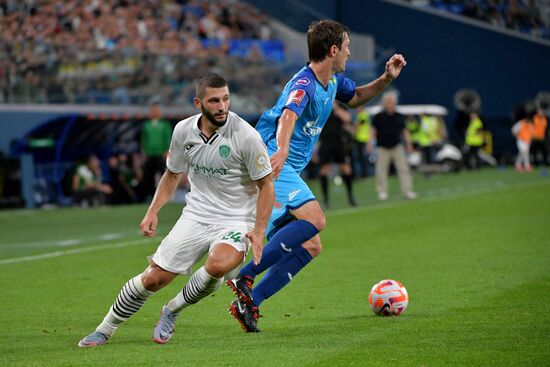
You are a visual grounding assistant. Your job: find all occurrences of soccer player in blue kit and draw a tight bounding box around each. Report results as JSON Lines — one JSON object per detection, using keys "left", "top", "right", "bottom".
{"left": 227, "top": 19, "right": 407, "bottom": 332}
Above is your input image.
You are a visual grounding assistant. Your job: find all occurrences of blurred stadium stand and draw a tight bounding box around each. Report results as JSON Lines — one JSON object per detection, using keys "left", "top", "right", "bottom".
{"left": 1, "top": 0, "right": 549, "bottom": 208}
{"left": 0, "top": 0, "right": 285, "bottom": 110}
{"left": 405, "top": 0, "right": 550, "bottom": 40}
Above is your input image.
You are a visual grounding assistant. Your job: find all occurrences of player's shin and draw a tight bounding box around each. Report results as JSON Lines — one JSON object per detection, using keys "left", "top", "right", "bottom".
{"left": 239, "top": 220, "right": 318, "bottom": 278}
{"left": 251, "top": 245, "right": 313, "bottom": 306}
{"left": 166, "top": 266, "right": 223, "bottom": 313}
{"left": 96, "top": 274, "right": 155, "bottom": 337}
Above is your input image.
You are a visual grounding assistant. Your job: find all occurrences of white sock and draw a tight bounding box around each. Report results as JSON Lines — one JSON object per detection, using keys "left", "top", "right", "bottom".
{"left": 166, "top": 266, "right": 222, "bottom": 313}
{"left": 96, "top": 274, "right": 154, "bottom": 337}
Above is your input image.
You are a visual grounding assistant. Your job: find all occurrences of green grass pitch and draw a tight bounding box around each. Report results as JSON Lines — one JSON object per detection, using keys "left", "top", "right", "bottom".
{"left": 1, "top": 168, "right": 549, "bottom": 366}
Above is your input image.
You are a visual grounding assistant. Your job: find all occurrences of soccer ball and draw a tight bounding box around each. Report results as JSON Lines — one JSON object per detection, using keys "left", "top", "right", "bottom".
{"left": 368, "top": 279, "right": 409, "bottom": 316}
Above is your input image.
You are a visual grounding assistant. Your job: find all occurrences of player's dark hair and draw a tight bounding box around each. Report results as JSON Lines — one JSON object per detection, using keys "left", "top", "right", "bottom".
{"left": 307, "top": 19, "right": 349, "bottom": 63}
{"left": 195, "top": 73, "right": 228, "bottom": 98}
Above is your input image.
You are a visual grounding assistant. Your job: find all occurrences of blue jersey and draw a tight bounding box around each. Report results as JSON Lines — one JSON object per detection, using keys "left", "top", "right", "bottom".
{"left": 255, "top": 65, "right": 356, "bottom": 173}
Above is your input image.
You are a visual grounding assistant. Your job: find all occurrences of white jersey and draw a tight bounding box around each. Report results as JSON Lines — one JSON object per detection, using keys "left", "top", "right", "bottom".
{"left": 167, "top": 111, "right": 272, "bottom": 226}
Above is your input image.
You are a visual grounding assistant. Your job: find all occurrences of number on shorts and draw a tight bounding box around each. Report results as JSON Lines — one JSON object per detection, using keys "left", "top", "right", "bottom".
{"left": 222, "top": 231, "right": 242, "bottom": 243}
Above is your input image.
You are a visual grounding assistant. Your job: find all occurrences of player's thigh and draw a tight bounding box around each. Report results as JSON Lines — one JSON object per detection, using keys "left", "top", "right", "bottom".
{"left": 205, "top": 243, "right": 245, "bottom": 278}
{"left": 151, "top": 218, "right": 214, "bottom": 275}
{"left": 267, "top": 165, "right": 317, "bottom": 237}
{"left": 205, "top": 224, "right": 251, "bottom": 279}
{"left": 290, "top": 200, "right": 326, "bottom": 231}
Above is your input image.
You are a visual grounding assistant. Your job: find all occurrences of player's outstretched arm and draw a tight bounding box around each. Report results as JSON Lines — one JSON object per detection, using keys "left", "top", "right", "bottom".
{"left": 140, "top": 169, "right": 182, "bottom": 237}
{"left": 347, "top": 54, "right": 407, "bottom": 108}
{"left": 271, "top": 108, "right": 298, "bottom": 179}
{"left": 247, "top": 173, "right": 275, "bottom": 265}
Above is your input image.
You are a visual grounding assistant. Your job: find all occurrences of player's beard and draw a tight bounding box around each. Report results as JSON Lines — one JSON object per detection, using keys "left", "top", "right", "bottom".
{"left": 201, "top": 106, "right": 228, "bottom": 127}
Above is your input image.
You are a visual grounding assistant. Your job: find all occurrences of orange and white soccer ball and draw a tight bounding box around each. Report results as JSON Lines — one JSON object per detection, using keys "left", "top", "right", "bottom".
{"left": 369, "top": 279, "right": 409, "bottom": 316}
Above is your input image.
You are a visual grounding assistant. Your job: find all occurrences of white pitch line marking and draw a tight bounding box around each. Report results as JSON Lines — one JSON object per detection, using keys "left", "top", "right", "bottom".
{"left": 0, "top": 238, "right": 152, "bottom": 265}
{"left": 99, "top": 233, "right": 123, "bottom": 241}
{"left": 57, "top": 239, "right": 83, "bottom": 247}
{"left": 1, "top": 231, "right": 141, "bottom": 249}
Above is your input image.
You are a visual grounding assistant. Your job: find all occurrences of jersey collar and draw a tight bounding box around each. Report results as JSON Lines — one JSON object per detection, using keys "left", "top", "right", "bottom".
{"left": 305, "top": 63, "right": 331, "bottom": 91}
{"left": 193, "top": 112, "right": 231, "bottom": 143}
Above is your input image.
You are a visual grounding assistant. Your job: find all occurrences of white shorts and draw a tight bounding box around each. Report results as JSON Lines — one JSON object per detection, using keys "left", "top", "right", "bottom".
{"left": 151, "top": 217, "right": 252, "bottom": 275}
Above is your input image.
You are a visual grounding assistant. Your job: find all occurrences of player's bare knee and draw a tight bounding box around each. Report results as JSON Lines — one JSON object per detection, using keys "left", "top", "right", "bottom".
{"left": 206, "top": 244, "right": 243, "bottom": 278}
{"left": 303, "top": 241, "right": 323, "bottom": 257}
{"left": 204, "top": 266, "right": 225, "bottom": 279}
{"left": 141, "top": 273, "right": 166, "bottom": 291}
{"left": 141, "top": 266, "right": 174, "bottom": 291}
{"left": 204, "top": 260, "right": 228, "bottom": 279}
{"left": 311, "top": 214, "right": 327, "bottom": 231}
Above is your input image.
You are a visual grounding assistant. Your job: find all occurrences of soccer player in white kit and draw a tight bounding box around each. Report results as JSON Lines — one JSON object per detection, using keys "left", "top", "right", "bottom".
{"left": 78, "top": 73, "right": 274, "bottom": 347}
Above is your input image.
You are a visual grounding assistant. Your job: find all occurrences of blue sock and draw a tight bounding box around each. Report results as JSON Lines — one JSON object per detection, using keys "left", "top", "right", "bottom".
{"left": 240, "top": 220, "right": 318, "bottom": 278}
{"left": 252, "top": 245, "right": 313, "bottom": 306}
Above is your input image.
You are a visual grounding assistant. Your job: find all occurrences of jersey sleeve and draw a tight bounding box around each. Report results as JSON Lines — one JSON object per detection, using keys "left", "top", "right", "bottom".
{"left": 282, "top": 76, "right": 316, "bottom": 118}
{"left": 166, "top": 124, "right": 188, "bottom": 174}
{"left": 242, "top": 132, "right": 273, "bottom": 181}
{"left": 335, "top": 73, "right": 356, "bottom": 104}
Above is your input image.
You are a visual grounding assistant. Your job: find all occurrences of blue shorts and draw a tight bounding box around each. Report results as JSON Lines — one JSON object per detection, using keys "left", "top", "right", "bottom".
{"left": 266, "top": 163, "right": 316, "bottom": 239}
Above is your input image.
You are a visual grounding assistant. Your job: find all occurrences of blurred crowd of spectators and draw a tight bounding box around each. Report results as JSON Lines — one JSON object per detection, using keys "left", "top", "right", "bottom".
{"left": 0, "top": 0, "right": 285, "bottom": 112}
{"left": 407, "top": 0, "right": 550, "bottom": 39}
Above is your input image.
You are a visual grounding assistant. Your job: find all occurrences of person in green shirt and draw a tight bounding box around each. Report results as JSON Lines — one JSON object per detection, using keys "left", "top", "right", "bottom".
{"left": 141, "top": 102, "right": 172, "bottom": 200}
